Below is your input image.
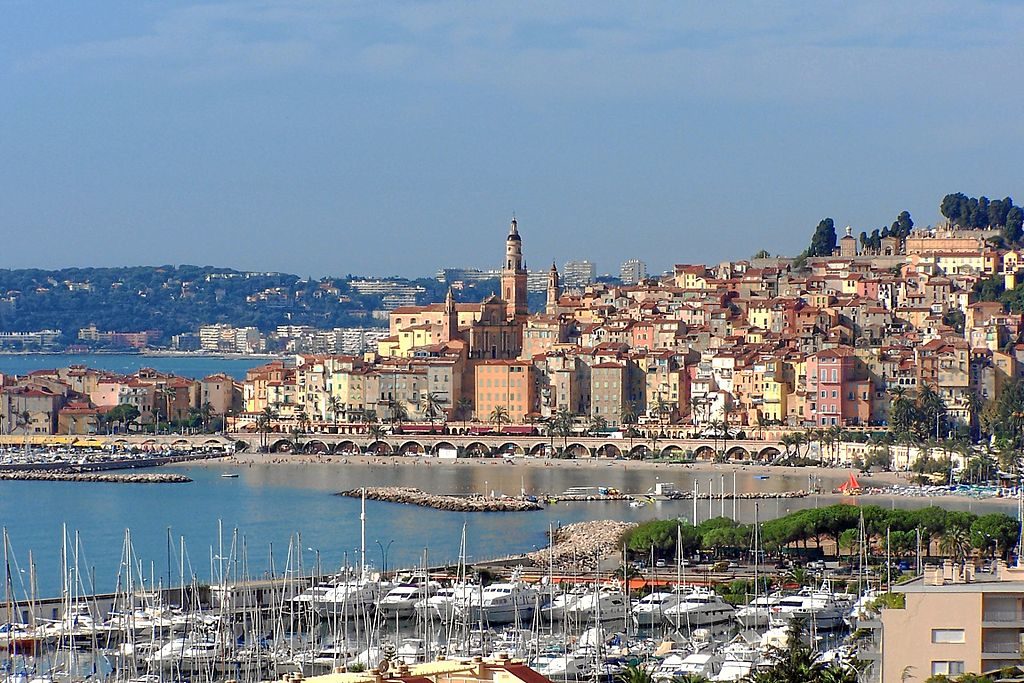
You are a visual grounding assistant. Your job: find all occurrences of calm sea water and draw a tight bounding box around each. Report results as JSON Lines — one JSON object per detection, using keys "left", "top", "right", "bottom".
{"left": 0, "top": 461, "right": 1014, "bottom": 598}
{"left": 0, "top": 352, "right": 267, "bottom": 380}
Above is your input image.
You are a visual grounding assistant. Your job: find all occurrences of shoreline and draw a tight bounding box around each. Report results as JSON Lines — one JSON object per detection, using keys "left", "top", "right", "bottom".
{"left": 174, "top": 453, "right": 1019, "bottom": 509}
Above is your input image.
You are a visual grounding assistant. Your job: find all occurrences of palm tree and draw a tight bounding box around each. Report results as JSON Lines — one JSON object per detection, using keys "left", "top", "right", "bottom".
{"left": 422, "top": 392, "right": 445, "bottom": 429}
{"left": 454, "top": 397, "right": 473, "bottom": 431}
{"left": 940, "top": 525, "right": 972, "bottom": 562}
{"left": 620, "top": 403, "right": 638, "bottom": 429}
{"left": 199, "top": 401, "right": 214, "bottom": 433}
{"left": 589, "top": 414, "right": 608, "bottom": 436}
{"left": 326, "top": 395, "right": 344, "bottom": 429}
{"left": 387, "top": 400, "right": 409, "bottom": 425}
{"left": 554, "top": 408, "right": 574, "bottom": 456}
{"left": 257, "top": 405, "right": 278, "bottom": 452}
{"left": 367, "top": 423, "right": 386, "bottom": 453}
{"left": 489, "top": 406, "right": 510, "bottom": 434}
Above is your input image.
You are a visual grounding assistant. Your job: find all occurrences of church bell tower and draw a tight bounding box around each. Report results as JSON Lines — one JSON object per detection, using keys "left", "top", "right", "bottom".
{"left": 501, "top": 216, "right": 528, "bottom": 320}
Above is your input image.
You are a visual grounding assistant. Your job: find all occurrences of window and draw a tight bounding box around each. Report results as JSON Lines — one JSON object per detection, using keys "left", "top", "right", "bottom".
{"left": 931, "top": 662, "right": 965, "bottom": 676}
{"left": 931, "top": 629, "right": 965, "bottom": 644}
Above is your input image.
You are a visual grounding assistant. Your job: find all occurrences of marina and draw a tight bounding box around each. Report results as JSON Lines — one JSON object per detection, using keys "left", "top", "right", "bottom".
{"left": 0, "top": 516, "right": 870, "bottom": 683}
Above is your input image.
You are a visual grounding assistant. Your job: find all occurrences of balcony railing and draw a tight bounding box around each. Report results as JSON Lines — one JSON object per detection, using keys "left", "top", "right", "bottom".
{"left": 983, "top": 610, "right": 1024, "bottom": 623}
{"left": 981, "top": 642, "right": 1021, "bottom": 654}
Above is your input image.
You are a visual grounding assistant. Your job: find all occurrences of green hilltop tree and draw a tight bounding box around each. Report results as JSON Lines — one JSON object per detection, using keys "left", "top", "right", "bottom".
{"left": 807, "top": 218, "right": 837, "bottom": 257}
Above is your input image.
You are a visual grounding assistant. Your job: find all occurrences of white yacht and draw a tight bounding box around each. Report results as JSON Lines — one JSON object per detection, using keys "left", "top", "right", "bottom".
{"left": 283, "top": 639, "right": 360, "bottom": 676}
{"left": 293, "top": 578, "right": 391, "bottom": 618}
{"left": 532, "top": 646, "right": 598, "bottom": 681}
{"left": 631, "top": 590, "right": 686, "bottom": 627}
{"left": 146, "top": 634, "right": 227, "bottom": 673}
{"left": 712, "top": 639, "right": 763, "bottom": 682}
{"left": 378, "top": 582, "right": 439, "bottom": 619}
{"left": 457, "top": 582, "right": 540, "bottom": 625}
{"left": 563, "top": 587, "right": 629, "bottom": 624}
{"left": 662, "top": 589, "right": 736, "bottom": 630}
{"left": 734, "top": 593, "right": 786, "bottom": 628}
{"left": 540, "top": 586, "right": 586, "bottom": 621}
{"left": 414, "top": 583, "right": 479, "bottom": 621}
{"left": 768, "top": 588, "right": 851, "bottom": 630}
{"left": 652, "top": 652, "right": 723, "bottom": 681}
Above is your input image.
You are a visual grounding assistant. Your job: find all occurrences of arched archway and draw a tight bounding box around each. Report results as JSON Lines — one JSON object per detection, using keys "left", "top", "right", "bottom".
{"left": 399, "top": 441, "right": 425, "bottom": 456}
{"left": 433, "top": 440, "right": 457, "bottom": 455}
{"left": 528, "top": 443, "right": 550, "bottom": 457}
{"left": 563, "top": 443, "right": 591, "bottom": 458}
{"left": 367, "top": 440, "right": 394, "bottom": 455}
{"left": 270, "top": 439, "right": 294, "bottom": 453}
{"left": 595, "top": 443, "right": 622, "bottom": 458}
{"left": 758, "top": 446, "right": 782, "bottom": 461}
{"left": 304, "top": 440, "right": 330, "bottom": 454}
{"left": 726, "top": 445, "right": 751, "bottom": 461}
{"left": 465, "top": 442, "right": 491, "bottom": 458}
{"left": 628, "top": 444, "right": 652, "bottom": 460}
{"left": 694, "top": 445, "right": 716, "bottom": 461}
{"left": 659, "top": 444, "right": 686, "bottom": 459}
{"left": 336, "top": 440, "right": 360, "bottom": 454}
{"left": 497, "top": 442, "right": 525, "bottom": 456}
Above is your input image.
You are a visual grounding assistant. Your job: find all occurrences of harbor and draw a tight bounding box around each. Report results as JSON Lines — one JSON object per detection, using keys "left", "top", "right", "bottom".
{"left": 0, "top": 513, "right": 873, "bottom": 683}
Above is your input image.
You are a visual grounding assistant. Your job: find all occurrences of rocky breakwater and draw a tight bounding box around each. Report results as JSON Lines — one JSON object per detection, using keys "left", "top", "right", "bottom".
{"left": 0, "top": 471, "right": 192, "bottom": 483}
{"left": 526, "top": 520, "right": 636, "bottom": 571}
{"left": 337, "top": 487, "right": 543, "bottom": 512}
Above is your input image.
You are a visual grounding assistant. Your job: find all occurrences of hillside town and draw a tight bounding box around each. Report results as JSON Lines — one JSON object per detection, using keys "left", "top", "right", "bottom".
{"left": 3, "top": 213, "right": 1024, "bottom": 459}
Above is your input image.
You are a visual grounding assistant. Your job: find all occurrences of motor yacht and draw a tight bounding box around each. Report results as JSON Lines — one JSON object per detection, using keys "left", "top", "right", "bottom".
{"left": 563, "top": 587, "right": 629, "bottom": 624}
{"left": 378, "top": 582, "right": 439, "bottom": 619}
{"left": 734, "top": 592, "right": 786, "bottom": 629}
{"left": 457, "top": 582, "right": 539, "bottom": 625}
{"left": 662, "top": 589, "right": 736, "bottom": 630}
{"left": 631, "top": 590, "right": 686, "bottom": 627}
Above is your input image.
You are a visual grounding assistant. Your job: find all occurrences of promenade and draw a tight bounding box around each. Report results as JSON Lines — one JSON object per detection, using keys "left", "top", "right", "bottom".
{"left": 57, "top": 431, "right": 785, "bottom": 461}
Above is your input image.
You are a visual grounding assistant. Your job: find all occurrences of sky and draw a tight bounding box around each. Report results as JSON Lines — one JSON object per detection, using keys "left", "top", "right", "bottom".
{"left": 1, "top": 2, "right": 1023, "bottom": 279}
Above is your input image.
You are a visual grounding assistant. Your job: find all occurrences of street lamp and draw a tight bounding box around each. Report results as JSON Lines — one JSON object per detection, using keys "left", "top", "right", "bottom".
{"left": 375, "top": 539, "right": 395, "bottom": 575}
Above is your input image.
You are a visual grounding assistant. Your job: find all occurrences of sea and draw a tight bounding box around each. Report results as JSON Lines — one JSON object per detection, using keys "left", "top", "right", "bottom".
{"left": 0, "top": 354, "right": 1017, "bottom": 598}
{"left": 0, "top": 352, "right": 265, "bottom": 380}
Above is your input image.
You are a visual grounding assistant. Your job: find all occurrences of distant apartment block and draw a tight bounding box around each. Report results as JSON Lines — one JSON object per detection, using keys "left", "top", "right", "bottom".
{"left": 562, "top": 260, "right": 596, "bottom": 288}
{"left": 349, "top": 279, "right": 425, "bottom": 309}
{"left": 0, "top": 330, "right": 62, "bottom": 350}
{"left": 77, "top": 324, "right": 156, "bottom": 349}
{"left": 620, "top": 258, "right": 647, "bottom": 285}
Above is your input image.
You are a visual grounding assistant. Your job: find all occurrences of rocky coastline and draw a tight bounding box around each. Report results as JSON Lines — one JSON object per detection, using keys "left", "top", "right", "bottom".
{"left": 337, "top": 486, "right": 543, "bottom": 512}
{"left": 0, "top": 471, "right": 192, "bottom": 483}
{"left": 525, "top": 520, "right": 637, "bottom": 571}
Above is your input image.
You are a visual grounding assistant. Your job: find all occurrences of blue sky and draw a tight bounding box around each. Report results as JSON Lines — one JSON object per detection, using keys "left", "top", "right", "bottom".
{"left": 1, "top": 1, "right": 1022, "bottom": 278}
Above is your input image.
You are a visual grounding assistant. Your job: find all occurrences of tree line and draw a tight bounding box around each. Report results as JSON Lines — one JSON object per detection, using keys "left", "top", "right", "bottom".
{"left": 940, "top": 192, "right": 1024, "bottom": 242}
{"left": 625, "top": 504, "right": 1020, "bottom": 563}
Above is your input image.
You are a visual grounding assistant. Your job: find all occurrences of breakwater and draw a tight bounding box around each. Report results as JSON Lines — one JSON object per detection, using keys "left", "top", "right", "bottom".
{"left": 0, "top": 471, "right": 192, "bottom": 483}
{"left": 337, "top": 487, "right": 543, "bottom": 511}
{"left": 552, "top": 490, "right": 808, "bottom": 502}
{"left": 526, "top": 520, "right": 636, "bottom": 571}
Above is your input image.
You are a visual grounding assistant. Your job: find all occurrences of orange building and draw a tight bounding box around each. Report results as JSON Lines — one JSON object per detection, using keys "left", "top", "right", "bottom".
{"left": 473, "top": 360, "right": 537, "bottom": 423}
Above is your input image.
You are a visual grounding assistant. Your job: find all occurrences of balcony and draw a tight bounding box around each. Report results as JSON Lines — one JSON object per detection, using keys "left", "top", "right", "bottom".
{"left": 983, "top": 610, "right": 1024, "bottom": 625}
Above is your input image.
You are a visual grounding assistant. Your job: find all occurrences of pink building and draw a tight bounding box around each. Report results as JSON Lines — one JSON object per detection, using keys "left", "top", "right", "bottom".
{"left": 804, "top": 347, "right": 871, "bottom": 427}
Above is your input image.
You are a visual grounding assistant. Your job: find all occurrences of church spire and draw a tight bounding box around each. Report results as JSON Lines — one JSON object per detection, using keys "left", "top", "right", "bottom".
{"left": 444, "top": 286, "right": 455, "bottom": 313}
{"left": 546, "top": 260, "right": 561, "bottom": 315}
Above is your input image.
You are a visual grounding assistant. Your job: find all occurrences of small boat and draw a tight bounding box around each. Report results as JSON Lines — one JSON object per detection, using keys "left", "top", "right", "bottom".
{"left": 221, "top": 473, "right": 239, "bottom": 478}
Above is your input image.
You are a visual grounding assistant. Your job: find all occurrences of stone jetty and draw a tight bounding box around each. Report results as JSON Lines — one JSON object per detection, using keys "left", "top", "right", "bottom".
{"left": 337, "top": 487, "right": 542, "bottom": 512}
{"left": 0, "top": 471, "right": 192, "bottom": 483}
{"left": 526, "top": 520, "right": 636, "bottom": 571}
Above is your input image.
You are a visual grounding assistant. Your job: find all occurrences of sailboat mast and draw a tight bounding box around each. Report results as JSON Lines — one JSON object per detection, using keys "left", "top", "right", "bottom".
{"left": 360, "top": 487, "right": 367, "bottom": 580}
